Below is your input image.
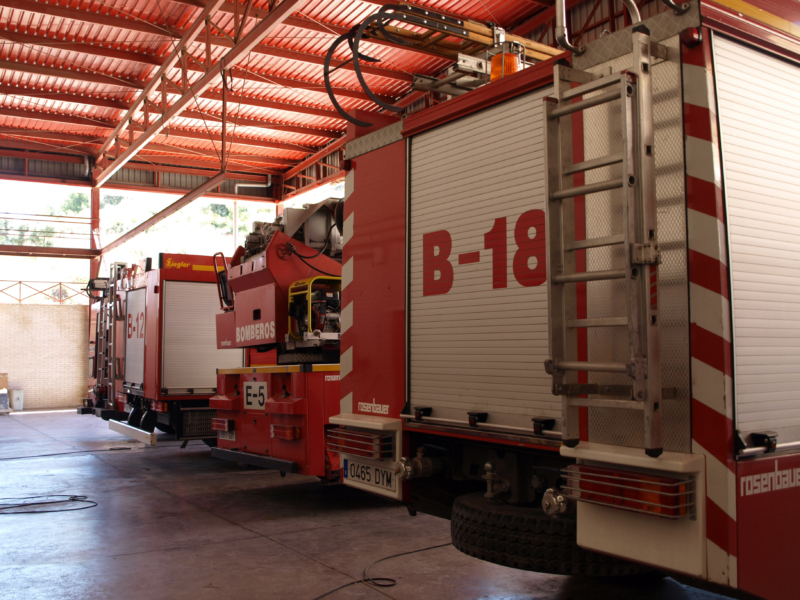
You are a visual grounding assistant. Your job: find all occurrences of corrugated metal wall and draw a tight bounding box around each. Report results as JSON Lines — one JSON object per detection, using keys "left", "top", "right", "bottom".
{"left": 110, "top": 168, "right": 155, "bottom": 185}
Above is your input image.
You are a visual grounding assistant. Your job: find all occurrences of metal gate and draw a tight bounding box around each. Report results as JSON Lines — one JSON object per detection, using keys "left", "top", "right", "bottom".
{"left": 161, "top": 281, "right": 243, "bottom": 392}
{"left": 714, "top": 35, "right": 800, "bottom": 445}
{"left": 408, "top": 87, "right": 556, "bottom": 430}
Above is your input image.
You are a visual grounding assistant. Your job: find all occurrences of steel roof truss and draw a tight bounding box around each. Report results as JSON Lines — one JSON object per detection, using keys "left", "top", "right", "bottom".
{"left": 94, "top": 0, "right": 309, "bottom": 187}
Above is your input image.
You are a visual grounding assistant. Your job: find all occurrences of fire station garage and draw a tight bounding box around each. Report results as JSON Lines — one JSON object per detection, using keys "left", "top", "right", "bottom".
{"left": 2, "top": 1, "right": 799, "bottom": 599}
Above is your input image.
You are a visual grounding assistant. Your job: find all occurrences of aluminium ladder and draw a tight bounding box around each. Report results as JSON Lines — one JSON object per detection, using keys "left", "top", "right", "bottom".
{"left": 543, "top": 28, "right": 663, "bottom": 457}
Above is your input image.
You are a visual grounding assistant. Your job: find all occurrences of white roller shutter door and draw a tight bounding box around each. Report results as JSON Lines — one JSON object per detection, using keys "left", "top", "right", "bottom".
{"left": 409, "top": 87, "right": 557, "bottom": 429}
{"left": 161, "top": 281, "right": 244, "bottom": 391}
{"left": 715, "top": 35, "right": 800, "bottom": 443}
{"left": 124, "top": 287, "right": 146, "bottom": 386}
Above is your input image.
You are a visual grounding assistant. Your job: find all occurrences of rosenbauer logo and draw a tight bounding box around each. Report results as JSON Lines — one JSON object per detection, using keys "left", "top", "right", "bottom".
{"left": 740, "top": 460, "right": 800, "bottom": 497}
{"left": 236, "top": 321, "right": 275, "bottom": 343}
{"left": 422, "top": 210, "right": 546, "bottom": 296}
{"left": 165, "top": 258, "right": 191, "bottom": 269}
{"left": 358, "top": 399, "right": 389, "bottom": 415}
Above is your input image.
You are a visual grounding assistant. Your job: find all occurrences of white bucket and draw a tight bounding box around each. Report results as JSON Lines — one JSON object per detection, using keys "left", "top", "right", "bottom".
{"left": 10, "top": 390, "right": 23, "bottom": 411}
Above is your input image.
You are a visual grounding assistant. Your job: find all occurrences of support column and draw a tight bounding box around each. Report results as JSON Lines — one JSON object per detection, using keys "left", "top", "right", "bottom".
{"left": 90, "top": 187, "right": 101, "bottom": 287}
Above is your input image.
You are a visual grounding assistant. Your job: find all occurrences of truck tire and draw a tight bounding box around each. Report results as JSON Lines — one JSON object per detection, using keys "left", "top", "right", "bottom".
{"left": 451, "top": 492, "right": 648, "bottom": 576}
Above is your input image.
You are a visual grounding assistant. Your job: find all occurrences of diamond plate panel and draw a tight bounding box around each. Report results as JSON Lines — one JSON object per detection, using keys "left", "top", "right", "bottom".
{"left": 574, "top": 1, "right": 700, "bottom": 70}
{"left": 581, "top": 36, "right": 690, "bottom": 452}
{"left": 345, "top": 121, "right": 404, "bottom": 159}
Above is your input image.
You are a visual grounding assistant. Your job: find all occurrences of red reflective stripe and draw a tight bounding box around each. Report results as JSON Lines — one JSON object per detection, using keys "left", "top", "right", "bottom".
{"left": 692, "top": 398, "right": 734, "bottom": 469}
{"left": 686, "top": 176, "right": 726, "bottom": 223}
{"left": 684, "top": 103, "right": 714, "bottom": 142}
{"left": 706, "top": 497, "right": 738, "bottom": 557}
{"left": 689, "top": 249, "right": 729, "bottom": 299}
{"left": 691, "top": 323, "right": 733, "bottom": 377}
{"left": 681, "top": 27, "right": 715, "bottom": 69}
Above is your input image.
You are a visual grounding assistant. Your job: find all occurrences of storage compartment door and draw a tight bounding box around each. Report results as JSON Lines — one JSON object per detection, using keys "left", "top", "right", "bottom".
{"left": 161, "top": 281, "right": 244, "bottom": 392}
{"left": 715, "top": 35, "right": 800, "bottom": 443}
{"left": 409, "top": 87, "right": 555, "bottom": 430}
{"left": 124, "top": 287, "right": 146, "bottom": 386}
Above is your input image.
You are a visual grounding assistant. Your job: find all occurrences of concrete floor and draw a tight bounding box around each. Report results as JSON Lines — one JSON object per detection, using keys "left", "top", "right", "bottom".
{"left": 0, "top": 412, "right": 736, "bottom": 600}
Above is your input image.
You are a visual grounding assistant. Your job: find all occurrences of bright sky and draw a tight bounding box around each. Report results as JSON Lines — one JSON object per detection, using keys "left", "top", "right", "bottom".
{"left": 0, "top": 179, "right": 344, "bottom": 292}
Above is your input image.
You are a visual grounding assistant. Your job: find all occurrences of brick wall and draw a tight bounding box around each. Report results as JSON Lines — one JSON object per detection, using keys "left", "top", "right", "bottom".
{"left": 0, "top": 304, "right": 89, "bottom": 410}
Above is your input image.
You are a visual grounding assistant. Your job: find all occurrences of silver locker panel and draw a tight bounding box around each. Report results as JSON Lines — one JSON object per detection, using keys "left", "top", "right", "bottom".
{"left": 409, "top": 87, "right": 557, "bottom": 429}
{"left": 161, "top": 281, "right": 244, "bottom": 391}
{"left": 124, "top": 287, "right": 146, "bottom": 386}
{"left": 715, "top": 35, "right": 800, "bottom": 444}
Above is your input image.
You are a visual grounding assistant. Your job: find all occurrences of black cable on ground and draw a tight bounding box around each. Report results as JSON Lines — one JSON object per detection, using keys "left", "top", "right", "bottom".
{"left": 0, "top": 495, "right": 98, "bottom": 514}
{"left": 312, "top": 542, "right": 453, "bottom": 599}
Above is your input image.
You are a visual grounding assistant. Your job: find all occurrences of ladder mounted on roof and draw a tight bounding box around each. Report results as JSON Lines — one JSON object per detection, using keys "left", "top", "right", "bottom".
{"left": 543, "top": 27, "right": 663, "bottom": 457}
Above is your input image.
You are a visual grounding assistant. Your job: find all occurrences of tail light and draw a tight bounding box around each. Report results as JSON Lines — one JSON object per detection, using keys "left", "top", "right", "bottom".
{"left": 271, "top": 424, "right": 301, "bottom": 440}
{"left": 211, "top": 418, "right": 233, "bottom": 432}
{"left": 326, "top": 427, "right": 394, "bottom": 460}
{"left": 562, "top": 464, "right": 695, "bottom": 519}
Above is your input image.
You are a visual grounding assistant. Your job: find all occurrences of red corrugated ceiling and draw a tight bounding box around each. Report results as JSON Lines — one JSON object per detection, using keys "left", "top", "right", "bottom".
{"left": 0, "top": 0, "right": 548, "bottom": 176}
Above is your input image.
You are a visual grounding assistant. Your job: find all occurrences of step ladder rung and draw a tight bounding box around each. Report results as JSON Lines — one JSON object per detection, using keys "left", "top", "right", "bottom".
{"left": 549, "top": 88, "right": 622, "bottom": 119}
{"left": 567, "top": 397, "right": 644, "bottom": 411}
{"left": 554, "top": 360, "right": 629, "bottom": 374}
{"left": 560, "top": 72, "right": 624, "bottom": 101}
{"left": 568, "top": 317, "right": 628, "bottom": 328}
{"left": 551, "top": 177, "right": 623, "bottom": 201}
{"left": 564, "top": 152, "right": 624, "bottom": 176}
{"left": 565, "top": 234, "right": 625, "bottom": 251}
{"left": 552, "top": 268, "right": 626, "bottom": 284}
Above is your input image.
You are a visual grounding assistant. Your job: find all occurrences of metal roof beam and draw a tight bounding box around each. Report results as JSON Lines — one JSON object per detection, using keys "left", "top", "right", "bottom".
{"left": 0, "top": 85, "right": 131, "bottom": 110}
{"left": 0, "top": 59, "right": 143, "bottom": 89}
{"left": 0, "top": 0, "right": 178, "bottom": 38}
{"left": 0, "top": 87, "right": 345, "bottom": 122}
{"left": 0, "top": 124, "right": 309, "bottom": 154}
{"left": 115, "top": 160, "right": 270, "bottom": 181}
{"left": 0, "top": 104, "right": 337, "bottom": 140}
{"left": 134, "top": 154, "right": 282, "bottom": 175}
{"left": 0, "top": 1, "right": 411, "bottom": 84}
{"left": 179, "top": 111, "right": 339, "bottom": 138}
{"left": 172, "top": 0, "right": 442, "bottom": 57}
{"left": 282, "top": 137, "right": 345, "bottom": 181}
{"left": 0, "top": 30, "right": 163, "bottom": 66}
{"left": 101, "top": 171, "right": 227, "bottom": 254}
{"left": 132, "top": 146, "right": 296, "bottom": 166}
{"left": 94, "top": 0, "right": 309, "bottom": 186}
{"left": 0, "top": 244, "right": 100, "bottom": 259}
{"left": 152, "top": 128, "right": 314, "bottom": 153}
{"left": 0, "top": 127, "right": 299, "bottom": 166}
{"left": 94, "top": 0, "right": 228, "bottom": 159}
{"left": 0, "top": 107, "right": 115, "bottom": 129}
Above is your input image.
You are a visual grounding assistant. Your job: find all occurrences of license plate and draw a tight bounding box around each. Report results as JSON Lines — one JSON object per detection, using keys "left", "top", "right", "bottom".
{"left": 243, "top": 382, "right": 267, "bottom": 409}
{"left": 343, "top": 458, "right": 396, "bottom": 492}
{"left": 218, "top": 430, "right": 235, "bottom": 441}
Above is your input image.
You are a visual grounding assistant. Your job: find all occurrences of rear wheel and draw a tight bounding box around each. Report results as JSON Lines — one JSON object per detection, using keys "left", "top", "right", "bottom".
{"left": 202, "top": 438, "right": 218, "bottom": 448}
{"left": 451, "top": 492, "right": 648, "bottom": 576}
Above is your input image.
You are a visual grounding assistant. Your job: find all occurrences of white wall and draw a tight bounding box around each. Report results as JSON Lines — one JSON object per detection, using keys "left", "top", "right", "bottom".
{"left": 0, "top": 304, "right": 88, "bottom": 409}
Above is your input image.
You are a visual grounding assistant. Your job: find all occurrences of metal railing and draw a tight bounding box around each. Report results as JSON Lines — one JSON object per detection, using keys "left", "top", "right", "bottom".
{"left": 0, "top": 281, "right": 90, "bottom": 305}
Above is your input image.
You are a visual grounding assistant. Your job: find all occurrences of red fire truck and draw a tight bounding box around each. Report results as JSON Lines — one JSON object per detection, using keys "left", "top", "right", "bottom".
{"left": 209, "top": 201, "right": 344, "bottom": 478}
{"left": 305, "top": 2, "right": 800, "bottom": 599}
{"left": 81, "top": 253, "right": 244, "bottom": 445}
